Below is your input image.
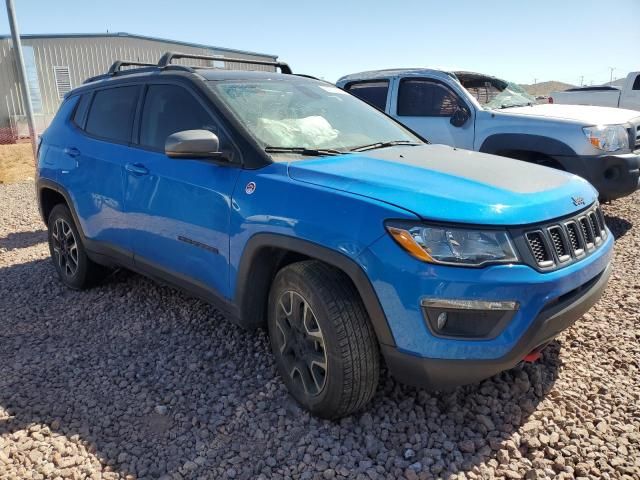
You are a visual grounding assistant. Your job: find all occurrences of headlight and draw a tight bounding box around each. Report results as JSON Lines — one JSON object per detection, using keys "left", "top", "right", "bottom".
{"left": 583, "top": 125, "right": 629, "bottom": 152}
{"left": 387, "top": 223, "right": 519, "bottom": 267}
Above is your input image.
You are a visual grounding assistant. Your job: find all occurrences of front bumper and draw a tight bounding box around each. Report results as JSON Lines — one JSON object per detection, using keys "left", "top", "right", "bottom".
{"left": 361, "top": 226, "right": 614, "bottom": 389}
{"left": 382, "top": 262, "right": 611, "bottom": 389}
{"left": 554, "top": 151, "right": 640, "bottom": 200}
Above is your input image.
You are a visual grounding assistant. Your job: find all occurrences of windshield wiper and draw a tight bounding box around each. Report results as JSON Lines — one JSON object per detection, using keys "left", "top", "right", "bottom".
{"left": 264, "top": 146, "right": 343, "bottom": 156}
{"left": 349, "top": 140, "right": 421, "bottom": 152}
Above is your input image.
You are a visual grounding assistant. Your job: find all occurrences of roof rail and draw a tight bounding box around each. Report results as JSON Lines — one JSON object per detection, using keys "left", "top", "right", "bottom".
{"left": 157, "top": 51, "right": 292, "bottom": 74}
{"left": 107, "top": 60, "right": 156, "bottom": 75}
{"left": 84, "top": 60, "right": 157, "bottom": 84}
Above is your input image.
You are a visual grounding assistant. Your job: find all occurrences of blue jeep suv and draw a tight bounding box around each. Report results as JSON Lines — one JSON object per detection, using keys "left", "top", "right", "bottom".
{"left": 36, "top": 52, "right": 613, "bottom": 418}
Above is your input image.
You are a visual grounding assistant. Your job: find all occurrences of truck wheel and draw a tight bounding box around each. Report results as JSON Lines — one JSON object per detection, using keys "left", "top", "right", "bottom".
{"left": 47, "top": 204, "right": 106, "bottom": 289}
{"left": 268, "top": 260, "right": 380, "bottom": 419}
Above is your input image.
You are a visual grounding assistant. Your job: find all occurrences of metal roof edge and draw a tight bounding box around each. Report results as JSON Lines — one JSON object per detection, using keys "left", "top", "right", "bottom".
{"left": 0, "top": 32, "right": 278, "bottom": 59}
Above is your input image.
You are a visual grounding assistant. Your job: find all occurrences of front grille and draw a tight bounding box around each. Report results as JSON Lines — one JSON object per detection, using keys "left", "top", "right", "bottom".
{"left": 519, "top": 204, "right": 607, "bottom": 271}
{"left": 636, "top": 125, "right": 640, "bottom": 149}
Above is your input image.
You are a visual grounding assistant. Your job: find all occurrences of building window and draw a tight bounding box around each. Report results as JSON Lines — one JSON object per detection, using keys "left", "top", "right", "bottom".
{"left": 53, "top": 66, "right": 72, "bottom": 100}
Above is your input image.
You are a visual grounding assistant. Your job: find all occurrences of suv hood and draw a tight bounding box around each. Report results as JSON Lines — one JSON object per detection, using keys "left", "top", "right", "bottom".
{"left": 498, "top": 103, "right": 640, "bottom": 125}
{"left": 287, "top": 145, "right": 597, "bottom": 225}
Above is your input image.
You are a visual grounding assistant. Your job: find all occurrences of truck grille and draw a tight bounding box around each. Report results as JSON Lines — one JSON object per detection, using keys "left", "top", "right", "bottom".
{"left": 636, "top": 125, "right": 640, "bottom": 150}
{"left": 517, "top": 203, "right": 607, "bottom": 271}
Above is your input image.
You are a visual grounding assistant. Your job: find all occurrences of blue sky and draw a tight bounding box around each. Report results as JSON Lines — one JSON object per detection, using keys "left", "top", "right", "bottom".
{"left": 1, "top": 0, "right": 638, "bottom": 85}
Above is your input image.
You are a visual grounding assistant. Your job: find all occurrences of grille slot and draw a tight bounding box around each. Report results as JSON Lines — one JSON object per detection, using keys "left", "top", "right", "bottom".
{"left": 548, "top": 226, "right": 570, "bottom": 262}
{"left": 588, "top": 212, "right": 601, "bottom": 242}
{"left": 596, "top": 207, "right": 607, "bottom": 235}
{"left": 579, "top": 216, "right": 595, "bottom": 247}
{"left": 565, "top": 221, "right": 584, "bottom": 255}
{"left": 526, "top": 232, "right": 553, "bottom": 267}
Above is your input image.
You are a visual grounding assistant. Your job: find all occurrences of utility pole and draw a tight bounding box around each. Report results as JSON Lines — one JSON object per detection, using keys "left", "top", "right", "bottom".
{"left": 609, "top": 67, "right": 615, "bottom": 85}
{"left": 579, "top": 75, "right": 584, "bottom": 87}
{"left": 5, "top": 0, "right": 38, "bottom": 159}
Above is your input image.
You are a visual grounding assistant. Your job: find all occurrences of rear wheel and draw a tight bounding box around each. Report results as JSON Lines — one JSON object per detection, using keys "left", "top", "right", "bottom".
{"left": 47, "top": 204, "right": 107, "bottom": 289}
{"left": 268, "top": 260, "right": 380, "bottom": 419}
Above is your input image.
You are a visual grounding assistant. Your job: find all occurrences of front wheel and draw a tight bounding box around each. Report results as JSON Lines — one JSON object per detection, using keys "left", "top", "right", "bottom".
{"left": 268, "top": 260, "right": 380, "bottom": 419}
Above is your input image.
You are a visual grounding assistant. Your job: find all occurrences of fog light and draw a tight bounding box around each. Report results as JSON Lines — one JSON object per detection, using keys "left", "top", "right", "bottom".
{"left": 437, "top": 312, "right": 448, "bottom": 330}
{"left": 421, "top": 298, "right": 518, "bottom": 339}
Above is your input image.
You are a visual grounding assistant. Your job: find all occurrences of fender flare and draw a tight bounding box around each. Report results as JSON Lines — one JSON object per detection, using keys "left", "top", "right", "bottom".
{"left": 234, "top": 233, "right": 396, "bottom": 347}
{"left": 479, "top": 133, "right": 577, "bottom": 158}
{"left": 37, "top": 178, "right": 82, "bottom": 231}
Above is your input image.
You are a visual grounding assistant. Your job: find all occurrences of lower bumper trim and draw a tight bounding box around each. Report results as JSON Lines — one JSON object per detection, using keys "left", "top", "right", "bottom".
{"left": 383, "top": 263, "right": 611, "bottom": 390}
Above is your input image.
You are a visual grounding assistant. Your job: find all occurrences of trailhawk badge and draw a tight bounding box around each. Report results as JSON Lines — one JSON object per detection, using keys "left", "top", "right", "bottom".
{"left": 245, "top": 182, "right": 257, "bottom": 195}
{"left": 572, "top": 196, "right": 585, "bottom": 206}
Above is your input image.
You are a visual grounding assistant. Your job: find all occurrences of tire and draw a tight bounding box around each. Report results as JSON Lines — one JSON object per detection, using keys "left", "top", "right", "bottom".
{"left": 47, "top": 204, "right": 106, "bottom": 289}
{"left": 267, "top": 260, "right": 380, "bottom": 419}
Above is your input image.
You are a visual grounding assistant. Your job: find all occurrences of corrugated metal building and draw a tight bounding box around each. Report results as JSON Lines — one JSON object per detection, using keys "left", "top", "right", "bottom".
{"left": 0, "top": 32, "right": 278, "bottom": 141}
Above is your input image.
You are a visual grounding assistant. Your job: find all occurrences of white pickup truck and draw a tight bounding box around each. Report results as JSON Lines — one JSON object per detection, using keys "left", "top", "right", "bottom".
{"left": 550, "top": 72, "right": 640, "bottom": 111}
{"left": 337, "top": 69, "right": 640, "bottom": 200}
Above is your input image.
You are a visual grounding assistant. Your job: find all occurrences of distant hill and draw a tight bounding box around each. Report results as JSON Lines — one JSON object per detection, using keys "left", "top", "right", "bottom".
{"left": 520, "top": 81, "right": 576, "bottom": 97}
{"left": 605, "top": 78, "right": 625, "bottom": 88}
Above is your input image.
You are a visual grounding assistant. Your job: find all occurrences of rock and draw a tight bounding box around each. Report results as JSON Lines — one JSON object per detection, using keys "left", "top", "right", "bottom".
{"left": 477, "top": 414, "right": 495, "bottom": 430}
{"left": 155, "top": 405, "right": 168, "bottom": 415}
{"left": 404, "top": 448, "right": 416, "bottom": 460}
{"left": 459, "top": 439, "right": 476, "bottom": 453}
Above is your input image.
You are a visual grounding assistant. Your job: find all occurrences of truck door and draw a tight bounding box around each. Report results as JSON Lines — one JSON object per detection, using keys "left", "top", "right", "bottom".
{"left": 388, "top": 77, "right": 474, "bottom": 150}
{"left": 620, "top": 73, "right": 640, "bottom": 111}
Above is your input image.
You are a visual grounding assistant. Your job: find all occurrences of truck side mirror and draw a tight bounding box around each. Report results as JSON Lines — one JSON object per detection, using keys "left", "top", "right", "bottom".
{"left": 450, "top": 106, "right": 470, "bottom": 127}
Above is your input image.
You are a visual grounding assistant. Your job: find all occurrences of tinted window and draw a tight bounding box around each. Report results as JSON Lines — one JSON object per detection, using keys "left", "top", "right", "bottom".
{"left": 72, "top": 93, "right": 91, "bottom": 128}
{"left": 346, "top": 81, "right": 389, "bottom": 110}
{"left": 85, "top": 86, "right": 139, "bottom": 142}
{"left": 397, "top": 79, "right": 459, "bottom": 117}
{"left": 140, "top": 84, "right": 221, "bottom": 152}
{"left": 632, "top": 74, "right": 640, "bottom": 91}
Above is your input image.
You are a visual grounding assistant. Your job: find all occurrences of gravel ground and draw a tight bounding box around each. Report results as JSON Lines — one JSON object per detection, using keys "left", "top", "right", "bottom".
{"left": 0, "top": 181, "right": 638, "bottom": 480}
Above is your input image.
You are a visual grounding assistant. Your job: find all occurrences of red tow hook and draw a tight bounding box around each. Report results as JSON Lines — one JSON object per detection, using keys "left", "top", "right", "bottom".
{"left": 523, "top": 342, "right": 548, "bottom": 363}
{"left": 523, "top": 351, "right": 542, "bottom": 363}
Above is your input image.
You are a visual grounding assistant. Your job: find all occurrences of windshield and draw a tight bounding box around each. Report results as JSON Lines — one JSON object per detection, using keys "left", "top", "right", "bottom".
{"left": 208, "top": 80, "right": 421, "bottom": 153}
{"left": 456, "top": 73, "right": 536, "bottom": 109}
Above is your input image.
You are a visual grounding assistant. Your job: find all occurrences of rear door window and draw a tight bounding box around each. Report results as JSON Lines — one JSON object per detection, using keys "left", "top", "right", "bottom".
{"left": 397, "top": 79, "right": 459, "bottom": 117}
{"left": 85, "top": 86, "right": 139, "bottom": 143}
{"left": 632, "top": 74, "right": 640, "bottom": 90}
{"left": 345, "top": 81, "right": 389, "bottom": 110}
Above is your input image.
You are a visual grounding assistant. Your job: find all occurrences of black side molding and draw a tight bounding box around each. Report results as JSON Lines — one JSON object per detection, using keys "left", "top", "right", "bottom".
{"left": 479, "top": 134, "right": 576, "bottom": 157}
{"left": 235, "top": 233, "right": 396, "bottom": 347}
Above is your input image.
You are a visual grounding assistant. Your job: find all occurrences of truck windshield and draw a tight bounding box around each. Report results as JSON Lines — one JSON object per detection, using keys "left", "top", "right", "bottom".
{"left": 455, "top": 72, "right": 537, "bottom": 109}
{"left": 208, "top": 79, "right": 421, "bottom": 154}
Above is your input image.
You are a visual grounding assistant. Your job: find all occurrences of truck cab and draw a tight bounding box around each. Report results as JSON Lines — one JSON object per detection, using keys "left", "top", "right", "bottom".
{"left": 337, "top": 69, "right": 640, "bottom": 200}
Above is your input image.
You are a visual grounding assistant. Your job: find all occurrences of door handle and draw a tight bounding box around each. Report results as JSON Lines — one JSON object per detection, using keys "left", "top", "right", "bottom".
{"left": 64, "top": 147, "right": 80, "bottom": 158}
{"left": 125, "top": 163, "right": 149, "bottom": 176}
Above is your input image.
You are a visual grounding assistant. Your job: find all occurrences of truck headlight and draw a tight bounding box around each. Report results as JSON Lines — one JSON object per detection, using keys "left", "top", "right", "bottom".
{"left": 386, "top": 222, "right": 519, "bottom": 267}
{"left": 583, "top": 125, "right": 629, "bottom": 152}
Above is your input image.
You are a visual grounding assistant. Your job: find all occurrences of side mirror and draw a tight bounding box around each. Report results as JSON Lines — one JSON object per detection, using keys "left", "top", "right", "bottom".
{"left": 165, "top": 130, "right": 225, "bottom": 160}
{"left": 450, "top": 106, "right": 470, "bottom": 127}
